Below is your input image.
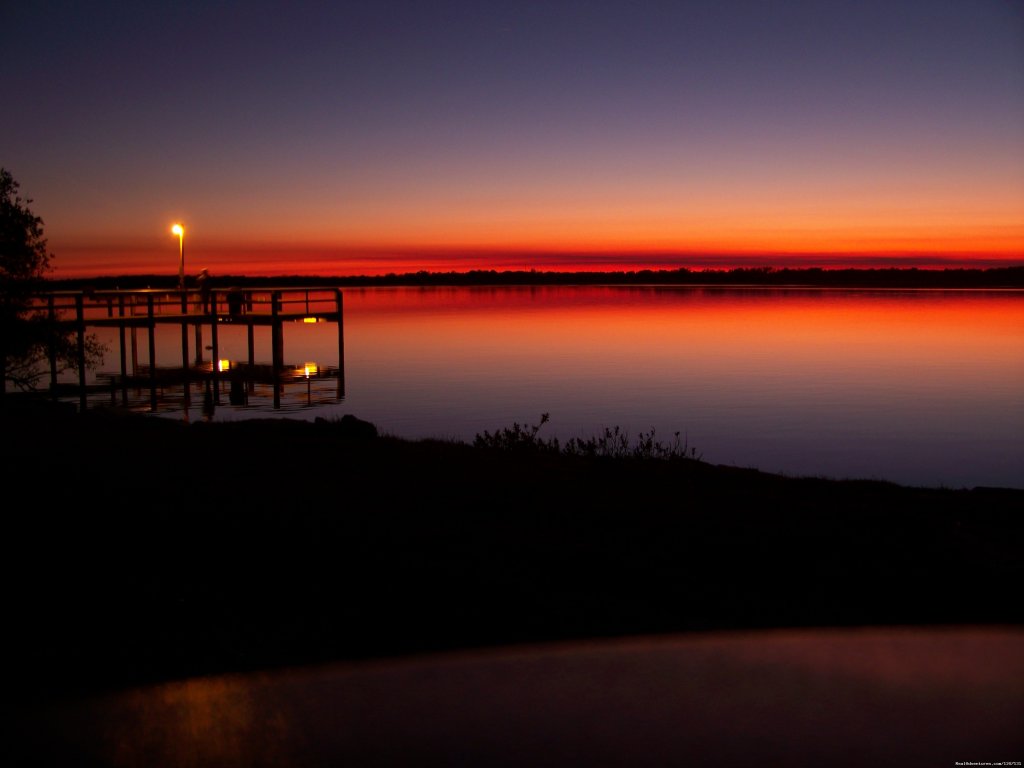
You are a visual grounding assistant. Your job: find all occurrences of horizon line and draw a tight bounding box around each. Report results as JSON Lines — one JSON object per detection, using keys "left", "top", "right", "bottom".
{"left": 45, "top": 263, "right": 1024, "bottom": 285}
{"left": 47, "top": 252, "right": 1024, "bottom": 280}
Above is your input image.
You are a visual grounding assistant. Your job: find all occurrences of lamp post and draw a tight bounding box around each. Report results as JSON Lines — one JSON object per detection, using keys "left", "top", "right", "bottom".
{"left": 172, "top": 223, "right": 185, "bottom": 290}
{"left": 172, "top": 223, "right": 190, "bottom": 414}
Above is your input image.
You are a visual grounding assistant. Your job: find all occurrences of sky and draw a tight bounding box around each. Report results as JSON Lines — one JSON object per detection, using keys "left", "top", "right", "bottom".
{"left": 3, "top": 0, "right": 1023, "bottom": 277}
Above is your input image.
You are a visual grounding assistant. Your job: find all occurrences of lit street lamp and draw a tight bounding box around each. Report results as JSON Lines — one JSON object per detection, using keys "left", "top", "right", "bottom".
{"left": 171, "top": 223, "right": 185, "bottom": 290}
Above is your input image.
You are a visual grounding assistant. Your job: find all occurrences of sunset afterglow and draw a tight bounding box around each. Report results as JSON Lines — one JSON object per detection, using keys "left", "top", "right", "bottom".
{"left": 3, "top": 1, "right": 1022, "bottom": 278}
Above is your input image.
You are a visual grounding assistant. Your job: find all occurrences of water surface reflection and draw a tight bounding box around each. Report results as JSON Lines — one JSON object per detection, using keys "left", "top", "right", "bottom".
{"left": 85, "top": 286, "right": 1024, "bottom": 489}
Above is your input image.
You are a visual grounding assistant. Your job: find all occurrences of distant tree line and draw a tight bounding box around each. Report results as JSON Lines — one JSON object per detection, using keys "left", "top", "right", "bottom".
{"left": 47, "top": 264, "right": 1024, "bottom": 292}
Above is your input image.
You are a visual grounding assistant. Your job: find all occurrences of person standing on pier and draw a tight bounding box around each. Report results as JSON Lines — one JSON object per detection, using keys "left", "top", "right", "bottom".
{"left": 197, "top": 268, "right": 211, "bottom": 314}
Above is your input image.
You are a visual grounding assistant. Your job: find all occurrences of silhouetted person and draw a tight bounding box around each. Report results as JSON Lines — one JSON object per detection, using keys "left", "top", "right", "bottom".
{"left": 196, "top": 268, "right": 211, "bottom": 313}
{"left": 227, "top": 288, "right": 244, "bottom": 319}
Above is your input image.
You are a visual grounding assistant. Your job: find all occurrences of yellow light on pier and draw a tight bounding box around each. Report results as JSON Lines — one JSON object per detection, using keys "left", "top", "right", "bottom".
{"left": 171, "top": 223, "right": 185, "bottom": 290}
{"left": 302, "top": 317, "right": 320, "bottom": 324}
{"left": 218, "top": 359, "right": 231, "bottom": 372}
{"left": 303, "top": 362, "right": 318, "bottom": 378}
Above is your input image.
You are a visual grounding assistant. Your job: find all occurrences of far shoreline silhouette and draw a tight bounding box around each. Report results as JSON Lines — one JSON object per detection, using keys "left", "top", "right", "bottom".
{"left": 44, "top": 264, "right": 1024, "bottom": 291}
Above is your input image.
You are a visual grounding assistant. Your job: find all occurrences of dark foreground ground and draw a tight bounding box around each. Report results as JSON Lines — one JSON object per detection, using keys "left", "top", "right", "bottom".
{"left": 4, "top": 403, "right": 1022, "bottom": 710}
{"left": 26, "top": 628, "right": 1024, "bottom": 767}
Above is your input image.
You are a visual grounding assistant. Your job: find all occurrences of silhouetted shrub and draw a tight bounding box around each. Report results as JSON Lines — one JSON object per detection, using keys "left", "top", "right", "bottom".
{"left": 473, "top": 413, "right": 560, "bottom": 453}
{"left": 563, "top": 425, "right": 701, "bottom": 461}
{"left": 475, "top": 414, "right": 701, "bottom": 462}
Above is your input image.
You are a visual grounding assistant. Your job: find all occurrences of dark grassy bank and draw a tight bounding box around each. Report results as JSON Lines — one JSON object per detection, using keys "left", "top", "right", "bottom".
{"left": 5, "top": 404, "right": 1021, "bottom": 707}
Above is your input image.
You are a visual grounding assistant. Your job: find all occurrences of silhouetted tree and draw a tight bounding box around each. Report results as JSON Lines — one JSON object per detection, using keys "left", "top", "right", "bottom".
{"left": 1, "top": 167, "right": 102, "bottom": 398}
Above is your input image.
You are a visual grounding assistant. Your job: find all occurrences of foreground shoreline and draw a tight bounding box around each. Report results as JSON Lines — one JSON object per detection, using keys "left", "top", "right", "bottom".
{"left": 5, "top": 405, "right": 1022, "bottom": 705}
{"left": 26, "top": 626, "right": 1024, "bottom": 766}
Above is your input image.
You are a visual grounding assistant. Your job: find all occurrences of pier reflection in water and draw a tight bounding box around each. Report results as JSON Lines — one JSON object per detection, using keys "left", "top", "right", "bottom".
{"left": 35, "top": 287, "right": 345, "bottom": 418}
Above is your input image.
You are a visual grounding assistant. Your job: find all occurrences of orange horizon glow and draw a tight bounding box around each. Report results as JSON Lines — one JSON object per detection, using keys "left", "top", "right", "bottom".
{"left": 37, "top": 152, "right": 1024, "bottom": 278}
{"left": 46, "top": 238, "right": 1024, "bottom": 279}
{"left": 47, "top": 254, "right": 1024, "bottom": 280}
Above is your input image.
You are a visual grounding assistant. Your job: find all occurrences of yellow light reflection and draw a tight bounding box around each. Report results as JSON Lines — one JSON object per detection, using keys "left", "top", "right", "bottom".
{"left": 303, "top": 362, "right": 318, "bottom": 377}
{"left": 302, "top": 317, "right": 319, "bottom": 324}
{"left": 218, "top": 359, "right": 231, "bottom": 372}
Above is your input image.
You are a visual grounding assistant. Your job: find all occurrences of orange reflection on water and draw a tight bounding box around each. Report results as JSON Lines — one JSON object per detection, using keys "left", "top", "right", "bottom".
{"left": 345, "top": 286, "right": 1024, "bottom": 392}
{"left": 73, "top": 284, "right": 1019, "bottom": 486}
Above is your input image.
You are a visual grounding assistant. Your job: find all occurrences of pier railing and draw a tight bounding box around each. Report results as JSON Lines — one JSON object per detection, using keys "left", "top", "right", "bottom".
{"left": 21, "top": 286, "right": 345, "bottom": 413}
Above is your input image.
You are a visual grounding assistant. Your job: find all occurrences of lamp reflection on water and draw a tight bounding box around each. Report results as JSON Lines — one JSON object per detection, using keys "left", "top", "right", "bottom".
{"left": 303, "top": 362, "right": 318, "bottom": 406}
{"left": 218, "top": 359, "right": 231, "bottom": 373}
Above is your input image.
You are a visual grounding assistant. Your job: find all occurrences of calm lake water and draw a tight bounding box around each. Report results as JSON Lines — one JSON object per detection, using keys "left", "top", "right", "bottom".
{"left": 83, "top": 285, "right": 1024, "bottom": 490}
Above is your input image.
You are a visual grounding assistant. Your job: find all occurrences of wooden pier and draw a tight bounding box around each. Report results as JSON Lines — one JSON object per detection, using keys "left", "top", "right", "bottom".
{"left": 30, "top": 286, "right": 345, "bottom": 413}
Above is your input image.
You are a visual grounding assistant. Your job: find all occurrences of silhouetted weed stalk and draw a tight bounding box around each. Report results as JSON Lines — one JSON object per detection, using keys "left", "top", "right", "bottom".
{"left": 473, "top": 413, "right": 702, "bottom": 461}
